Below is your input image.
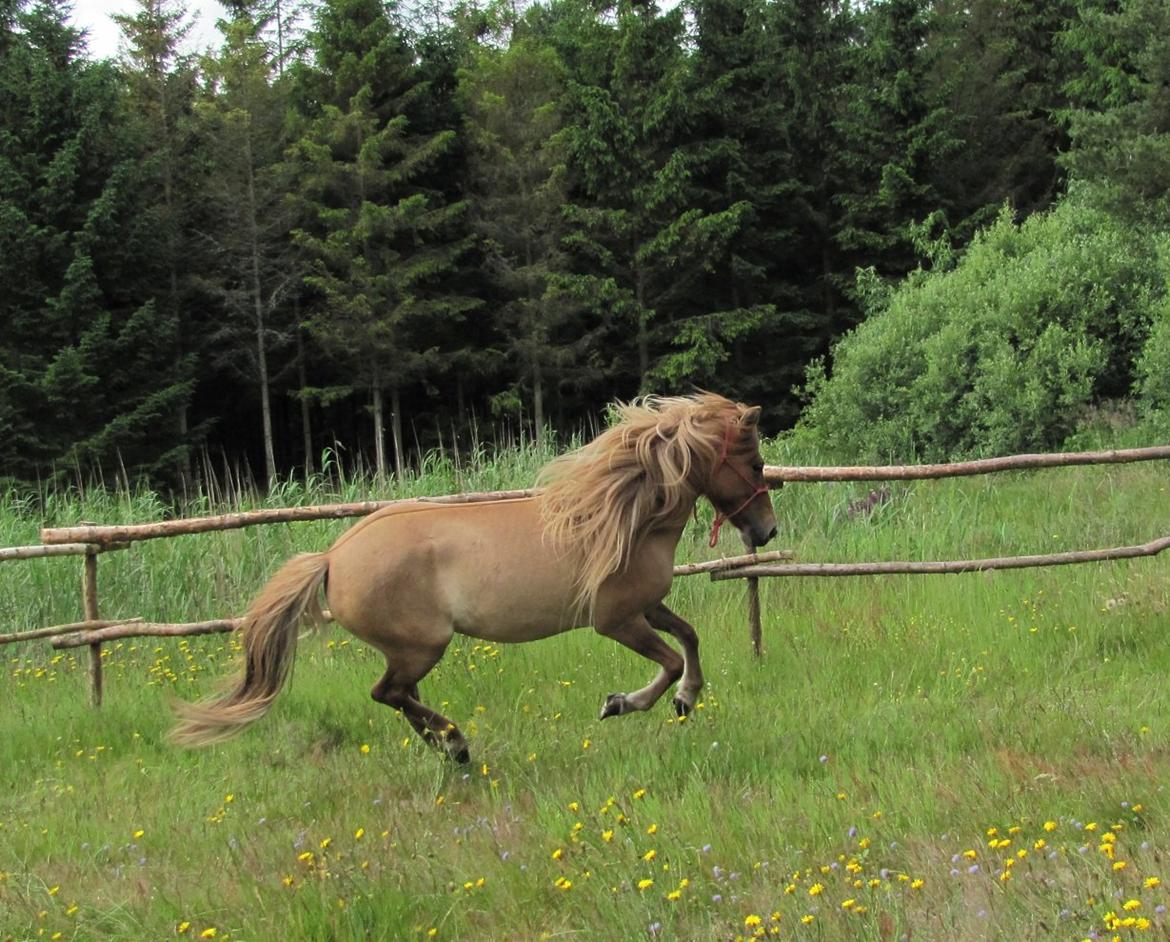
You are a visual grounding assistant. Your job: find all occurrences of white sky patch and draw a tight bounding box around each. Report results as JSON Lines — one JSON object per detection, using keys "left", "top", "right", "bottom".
{"left": 69, "top": 0, "right": 225, "bottom": 61}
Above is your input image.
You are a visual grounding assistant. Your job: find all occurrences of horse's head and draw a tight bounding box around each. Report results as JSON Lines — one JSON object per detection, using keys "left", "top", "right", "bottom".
{"left": 704, "top": 405, "right": 777, "bottom": 549}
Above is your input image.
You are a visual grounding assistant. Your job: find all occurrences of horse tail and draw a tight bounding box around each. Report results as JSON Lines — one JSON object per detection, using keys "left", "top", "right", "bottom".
{"left": 170, "top": 552, "right": 330, "bottom": 747}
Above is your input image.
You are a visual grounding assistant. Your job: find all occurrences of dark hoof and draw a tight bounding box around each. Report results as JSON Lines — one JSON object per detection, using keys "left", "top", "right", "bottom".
{"left": 599, "top": 693, "right": 626, "bottom": 720}
{"left": 672, "top": 696, "right": 692, "bottom": 718}
{"left": 451, "top": 744, "right": 471, "bottom": 764}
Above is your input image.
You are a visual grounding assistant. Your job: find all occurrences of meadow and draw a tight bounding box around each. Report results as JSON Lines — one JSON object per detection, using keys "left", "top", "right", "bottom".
{"left": 3, "top": 441, "right": 1170, "bottom": 941}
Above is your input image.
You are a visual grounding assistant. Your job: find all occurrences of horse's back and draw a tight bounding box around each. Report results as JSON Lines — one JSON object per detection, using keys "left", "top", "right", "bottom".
{"left": 324, "top": 498, "right": 584, "bottom": 648}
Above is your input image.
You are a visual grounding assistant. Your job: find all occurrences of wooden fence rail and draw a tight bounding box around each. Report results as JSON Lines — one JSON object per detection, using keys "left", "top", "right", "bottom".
{"left": 40, "top": 489, "right": 535, "bottom": 547}
{"left": 764, "top": 444, "right": 1170, "bottom": 484}
{"left": 711, "top": 536, "right": 1170, "bottom": 580}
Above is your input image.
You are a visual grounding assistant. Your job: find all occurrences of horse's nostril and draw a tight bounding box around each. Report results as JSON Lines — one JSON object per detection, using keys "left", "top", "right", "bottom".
{"left": 765, "top": 526, "right": 778, "bottom": 544}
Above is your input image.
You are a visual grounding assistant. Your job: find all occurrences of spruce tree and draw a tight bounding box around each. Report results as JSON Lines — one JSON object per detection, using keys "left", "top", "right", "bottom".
{"left": 289, "top": 0, "right": 476, "bottom": 478}
{"left": 461, "top": 38, "right": 573, "bottom": 440}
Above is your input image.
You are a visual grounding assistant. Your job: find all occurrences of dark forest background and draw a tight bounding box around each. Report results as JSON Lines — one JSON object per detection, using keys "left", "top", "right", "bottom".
{"left": 2, "top": 0, "right": 1167, "bottom": 488}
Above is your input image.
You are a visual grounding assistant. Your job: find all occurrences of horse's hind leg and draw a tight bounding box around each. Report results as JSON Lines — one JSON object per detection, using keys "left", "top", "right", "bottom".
{"left": 370, "top": 646, "right": 470, "bottom": 764}
{"left": 596, "top": 614, "right": 683, "bottom": 719}
{"left": 646, "top": 603, "right": 703, "bottom": 717}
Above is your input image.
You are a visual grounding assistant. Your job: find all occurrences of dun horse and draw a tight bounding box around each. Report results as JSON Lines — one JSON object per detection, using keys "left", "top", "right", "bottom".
{"left": 171, "top": 393, "right": 777, "bottom": 762}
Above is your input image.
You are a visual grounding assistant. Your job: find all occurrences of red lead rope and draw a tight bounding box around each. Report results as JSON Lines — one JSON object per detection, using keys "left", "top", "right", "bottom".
{"left": 708, "top": 423, "right": 770, "bottom": 548}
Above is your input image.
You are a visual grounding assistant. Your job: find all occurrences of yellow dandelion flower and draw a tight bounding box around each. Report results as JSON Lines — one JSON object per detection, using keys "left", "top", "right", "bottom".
{"left": 801, "top": 915, "right": 815, "bottom": 925}
{"left": 568, "top": 802, "right": 579, "bottom": 812}
{"left": 1144, "top": 876, "right": 1161, "bottom": 889}
{"left": 1085, "top": 822, "right": 1098, "bottom": 832}
{"left": 910, "top": 879, "right": 924, "bottom": 890}
{"left": 637, "top": 878, "right": 654, "bottom": 890}
{"left": 633, "top": 788, "right": 647, "bottom": 800}
{"left": 667, "top": 890, "right": 682, "bottom": 901}
{"left": 601, "top": 830, "right": 614, "bottom": 843}
{"left": 1123, "top": 900, "right": 1141, "bottom": 912}
{"left": 1034, "top": 839, "right": 1046, "bottom": 850}
{"left": 784, "top": 883, "right": 796, "bottom": 894}
{"left": 360, "top": 744, "right": 370, "bottom": 754}
{"left": 1043, "top": 820, "right": 1057, "bottom": 831}
{"left": 427, "top": 929, "right": 438, "bottom": 938}
{"left": 48, "top": 886, "right": 59, "bottom": 896}
{"left": 354, "top": 828, "right": 364, "bottom": 840}
{"left": 133, "top": 829, "right": 145, "bottom": 839}
{"left": 647, "top": 824, "right": 658, "bottom": 835}
{"left": 551, "top": 848, "right": 564, "bottom": 860}
{"left": 643, "top": 849, "right": 657, "bottom": 862}
{"left": 199, "top": 930, "right": 217, "bottom": 940}
{"left": 1136, "top": 917, "right": 1151, "bottom": 930}
{"left": 1114, "top": 861, "right": 1128, "bottom": 871}
{"left": 808, "top": 883, "right": 824, "bottom": 896}
{"left": 842, "top": 899, "right": 855, "bottom": 910}
{"left": 177, "top": 923, "right": 191, "bottom": 935}
{"left": 297, "top": 852, "right": 313, "bottom": 863}
{"left": 858, "top": 837, "right": 870, "bottom": 849}
{"left": 745, "top": 915, "right": 762, "bottom": 927}
{"left": 281, "top": 876, "right": 294, "bottom": 887}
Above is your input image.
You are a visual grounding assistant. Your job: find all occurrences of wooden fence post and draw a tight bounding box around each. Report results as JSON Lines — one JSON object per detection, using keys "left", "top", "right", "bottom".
{"left": 81, "top": 549, "right": 102, "bottom": 706}
{"left": 742, "top": 535, "right": 763, "bottom": 657}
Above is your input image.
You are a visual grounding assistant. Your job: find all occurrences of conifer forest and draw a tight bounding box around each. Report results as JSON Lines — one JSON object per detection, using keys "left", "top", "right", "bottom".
{"left": 3, "top": 0, "right": 1169, "bottom": 486}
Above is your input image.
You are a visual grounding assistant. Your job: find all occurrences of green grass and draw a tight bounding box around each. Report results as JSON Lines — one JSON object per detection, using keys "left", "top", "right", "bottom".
{"left": 3, "top": 444, "right": 1170, "bottom": 941}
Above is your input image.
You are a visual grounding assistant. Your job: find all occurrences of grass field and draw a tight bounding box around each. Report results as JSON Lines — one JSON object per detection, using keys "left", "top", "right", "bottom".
{"left": 3, "top": 443, "right": 1170, "bottom": 941}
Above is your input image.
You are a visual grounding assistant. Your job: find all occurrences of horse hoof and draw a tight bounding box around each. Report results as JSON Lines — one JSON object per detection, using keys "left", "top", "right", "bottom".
{"left": 672, "top": 696, "right": 692, "bottom": 718}
{"left": 600, "top": 693, "right": 626, "bottom": 720}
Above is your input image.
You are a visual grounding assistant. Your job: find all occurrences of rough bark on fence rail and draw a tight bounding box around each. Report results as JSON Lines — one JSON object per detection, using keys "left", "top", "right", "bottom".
{"left": 671, "top": 550, "right": 793, "bottom": 576}
{"left": 39, "top": 489, "right": 535, "bottom": 546}
{"left": 0, "top": 542, "right": 126, "bottom": 562}
{"left": 764, "top": 444, "right": 1170, "bottom": 484}
{"left": 53, "top": 618, "right": 244, "bottom": 647}
{"left": 51, "top": 609, "right": 336, "bottom": 648}
{"left": 710, "top": 536, "right": 1170, "bottom": 580}
{"left": 0, "top": 618, "right": 143, "bottom": 646}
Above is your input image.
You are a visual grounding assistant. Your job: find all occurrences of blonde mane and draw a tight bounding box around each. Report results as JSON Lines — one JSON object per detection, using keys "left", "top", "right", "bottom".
{"left": 537, "top": 392, "right": 755, "bottom": 613}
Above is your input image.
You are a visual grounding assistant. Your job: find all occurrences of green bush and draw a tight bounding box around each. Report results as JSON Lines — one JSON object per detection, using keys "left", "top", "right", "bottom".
{"left": 797, "top": 200, "right": 1163, "bottom": 461}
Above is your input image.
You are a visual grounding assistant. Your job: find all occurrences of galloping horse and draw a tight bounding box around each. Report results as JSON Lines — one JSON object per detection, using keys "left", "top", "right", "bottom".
{"left": 172, "top": 393, "right": 777, "bottom": 762}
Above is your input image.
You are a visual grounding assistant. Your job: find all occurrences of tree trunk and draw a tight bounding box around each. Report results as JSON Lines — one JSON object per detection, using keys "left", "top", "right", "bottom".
{"left": 296, "top": 322, "right": 313, "bottom": 476}
{"left": 245, "top": 134, "right": 276, "bottom": 486}
{"left": 532, "top": 354, "right": 544, "bottom": 446}
{"left": 635, "top": 266, "right": 648, "bottom": 388}
{"left": 390, "top": 383, "right": 404, "bottom": 480}
{"left": 371, "top": 372, "right": 387, "bottom": 479}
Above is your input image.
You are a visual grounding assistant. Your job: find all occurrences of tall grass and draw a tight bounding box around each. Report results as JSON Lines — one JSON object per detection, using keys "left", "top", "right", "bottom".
{"left": 2, "top": 443, "right": 1170, "bottom": 940}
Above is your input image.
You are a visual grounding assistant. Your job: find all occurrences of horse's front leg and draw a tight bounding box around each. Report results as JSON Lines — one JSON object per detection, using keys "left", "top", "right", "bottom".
{"left": 645, "top": 602, "right": 703, "bottom": 717}
{"left": 595, "top": 613, "right": 683, "bottom": 719}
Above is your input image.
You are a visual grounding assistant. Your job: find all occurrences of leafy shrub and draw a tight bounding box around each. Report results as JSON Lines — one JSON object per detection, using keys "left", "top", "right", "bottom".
{"left": 797, "top": 200, "right": 1162, "bottom": 461}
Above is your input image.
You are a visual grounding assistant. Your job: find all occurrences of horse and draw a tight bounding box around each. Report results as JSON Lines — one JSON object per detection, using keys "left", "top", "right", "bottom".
{"left": 171, "top": 392, "right": 777, "bottom": 762}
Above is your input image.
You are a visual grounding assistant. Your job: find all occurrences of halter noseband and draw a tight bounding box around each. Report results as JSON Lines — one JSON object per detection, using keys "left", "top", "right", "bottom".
{"left": 708, "top": 421, "right": 770, "bottom": 548}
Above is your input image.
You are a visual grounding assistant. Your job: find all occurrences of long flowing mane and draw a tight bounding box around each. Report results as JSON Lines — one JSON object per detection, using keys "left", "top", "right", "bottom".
{"left": 537, "top": 392, "right": 754, "bottom": 613}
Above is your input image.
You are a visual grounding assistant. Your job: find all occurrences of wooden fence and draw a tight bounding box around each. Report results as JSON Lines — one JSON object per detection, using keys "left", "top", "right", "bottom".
{"left": 4, "top": 443, "right": 1170, "bottom": 704}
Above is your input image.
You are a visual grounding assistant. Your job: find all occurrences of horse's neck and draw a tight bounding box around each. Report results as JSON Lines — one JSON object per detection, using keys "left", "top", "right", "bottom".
{"left": 650, "top": 490, "right": 699, "bottom": 545}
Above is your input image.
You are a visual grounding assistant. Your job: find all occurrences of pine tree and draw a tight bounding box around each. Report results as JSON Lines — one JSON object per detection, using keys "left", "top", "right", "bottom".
{"left": 461, "top": 37, "right": 572, "bottom": 440}
{"left": 834, "top": 0, "right": 959, "bottom": 281}
{"left": 197, "top": 12, "right": 297, "bottom": 485}
{"left": 1059, "top": 0, "right": 1170, "bottom": 227}
{"left": 289, "top": 0, "right": 476, "bottom": 478}
{"left": 557, "top": 0, "right": 692, "bottom": 394}
{"left": 0, "top": 0, "right": 194, "bottom": 480}
{"left": 114, "top": 0, "right": 204, "bottom": 479}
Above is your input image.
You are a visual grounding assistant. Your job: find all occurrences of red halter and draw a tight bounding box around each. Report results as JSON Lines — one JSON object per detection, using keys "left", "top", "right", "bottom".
{"left": 708, "top": 422, "right": 770, "bottom": 548}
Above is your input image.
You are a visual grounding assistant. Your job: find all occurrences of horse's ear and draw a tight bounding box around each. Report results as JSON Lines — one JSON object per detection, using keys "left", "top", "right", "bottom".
{"left": 741, "top": 406, "right": 761, "bottom": 428}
